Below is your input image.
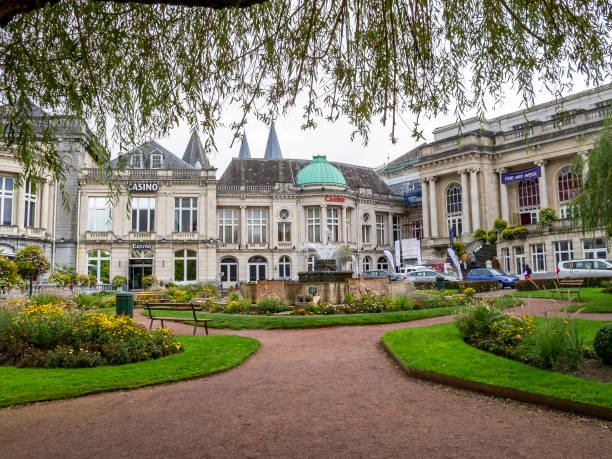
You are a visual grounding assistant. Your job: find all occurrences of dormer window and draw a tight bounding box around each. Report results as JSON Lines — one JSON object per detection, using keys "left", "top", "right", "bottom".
{"left": 151, "top": 153, "right": 163, "bottom": 169}
{"left": 130, "top": 154, "right": 143, "bottom": 168}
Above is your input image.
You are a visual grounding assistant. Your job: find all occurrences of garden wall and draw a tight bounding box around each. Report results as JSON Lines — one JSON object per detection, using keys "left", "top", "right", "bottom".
{"left": 347, "top": 278, "right": 389, "bottom": 297}
{"left": 256, "top": 280, "right": 286, "bottom": 299}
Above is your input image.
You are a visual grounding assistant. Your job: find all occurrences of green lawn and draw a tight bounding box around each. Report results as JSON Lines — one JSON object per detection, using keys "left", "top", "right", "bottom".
{"left": 512, "top": 287, "right": 612, "bottom": 313}
{"left": 382, "top": 320, "right": 612, "bottom": 408}
{"left": 0, "top": 335, "right": 259, "bottom": 408}
{"left": 142, "top": 296, "right": 520, "bottom": 330}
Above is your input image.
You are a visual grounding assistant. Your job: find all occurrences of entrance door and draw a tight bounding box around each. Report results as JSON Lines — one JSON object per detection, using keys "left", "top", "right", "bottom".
{"left": 220, "top": 257, "right": 238, "bottom": 286}
{"left": 129, "top": 258, "right": 153, "bottom": 290}
{"left": 247, "top": 256, "right": 267, "bottom": 282}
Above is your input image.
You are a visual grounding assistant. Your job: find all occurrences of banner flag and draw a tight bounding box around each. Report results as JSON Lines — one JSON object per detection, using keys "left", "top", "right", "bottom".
{"left": 351, "top": 254, "right": 359, "bottom": 278}
{"left": 394, "top": 240, "right": 401, "bottom": 270}
{"left": 501, "top": 166, "right": 541, "bottom": 184}
{"left": 447, "top": 248, "right": 463, "bottom": 280}
{"left": 416, "top": 239, "right": 422, "bottom": 265}
{"left": 449, "top": 226, "right": 455, "bottom": 249}
{"left": 383, "top": 249, "right": 395, "bottom": 272}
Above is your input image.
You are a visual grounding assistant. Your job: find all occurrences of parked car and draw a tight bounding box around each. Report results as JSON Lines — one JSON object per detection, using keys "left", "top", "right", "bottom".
{"left": 466, "top": 268, "right": 519, "bottom": 288}
{"left": 556, "top": 259, "right": 612, "bottom": 278}
{"left": 405, "top": 269, "right": 457, "bottom": 283}
{"left": 363, "top": 270, "right": 405, "bottom": 281}
{"left": 399, "top": 265, "right": 428, "bottom": 275}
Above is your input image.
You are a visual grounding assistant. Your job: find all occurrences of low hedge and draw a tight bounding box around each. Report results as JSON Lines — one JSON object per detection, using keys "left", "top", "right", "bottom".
{"left": 515, "top": 277, "right": 612, "bottom": 291}
{"left": 413, "top": 280, "right": 498, "bottom": 292}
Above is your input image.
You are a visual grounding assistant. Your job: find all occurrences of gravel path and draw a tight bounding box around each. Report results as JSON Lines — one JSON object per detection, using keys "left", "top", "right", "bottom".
{"left": 0, "top": 301, "right": 610, "bottom": 458}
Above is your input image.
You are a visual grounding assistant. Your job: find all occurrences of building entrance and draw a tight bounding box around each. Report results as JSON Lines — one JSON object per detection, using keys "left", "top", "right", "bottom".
{"left": 129, "top": 249, "right": 154, "bottom": 290}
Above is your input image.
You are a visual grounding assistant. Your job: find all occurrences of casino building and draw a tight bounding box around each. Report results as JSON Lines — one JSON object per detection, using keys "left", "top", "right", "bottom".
{"left": 379, "top": 85, "right": 612, "bottom": 275}
{"left": 78, "top": 124, "right": 405, "bottom": 288}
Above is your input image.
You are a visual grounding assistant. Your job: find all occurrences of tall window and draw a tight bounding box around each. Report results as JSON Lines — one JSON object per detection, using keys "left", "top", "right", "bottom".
{"left": 307, "top": 208, "right": 321, "bottom": 243}
{"left": 174, "top": 249, "right": 197, "bottom": 281}
{"left": 502, "top": 248, "right": 510, "bottom": 273}
{"left": 531, "top": 243, "right": 546, "bottom": 272}
{"left": 307, "top": 255, "right": 317, "bottom": 272}
{"left": 363, "top": 256, "right": 372, "bottom": 272}
{"left": 88, "top": 197, "right": 112, "bottom": 231}
{"left": 130, "top": 154, "right": 143, "bottom": 168}
{"left": 174, "top": 198, "right": 197, "bottom": 232}
{"left": 554, "top": 241, "right": 573, "bottom": 266}
{"left": 392, "top": 216, "right": 401, "bottom": 242}
{"left": 0, "top": 177, "right": 13, "bottom": 226}
{"left": 218, "top": 209, "right": 238, "bottom": 243}
{"left": 411, "top": 221, "right": 423, "bottom": 239}
{"left": 278, "top": 222, "right": 291, "bottom": 242}
{"left": 247, "top": 209, "right": 266, "bottom": 244}
{"left": 24, "top": 180, "right": 36, "bottom": 227}
{"left": 558, "top": 167, "right": 580, "bottom": 218}
{"left": 446, "top": 183, "right": 463, "bottom": 236}
{"left": 150, "top": 154, "right": 163, "bottom": 169}
{"left": 514, "top": 246, "right": 525, "bottom": 275}
{"left": 278, "top": 255, "right": 291, "bottom": 279}
{"left": 362, "top": 225, "right": 371, "bottom": 244}
{"left": 583, "top": 238, "right": 607, "bottom": 259}
{"left": 518, "top": 179, "right": 540, "bottom": 224}
{"left": 220, "top": 257, "right": 238, "bottom": 282}
{"left": 131, "top": 197, "right": 155, "bottom": 231}
{"left": 327, "top": 208, "right": 339, "bottom": 242}
{"left": 377, "top": 256, "right": 388, "bottom": 270}
{"left": 376, "top": 214, "right": 385, "bottom": 245}
{"left": 87, "top": 249, "right": 110, "bottom": 284}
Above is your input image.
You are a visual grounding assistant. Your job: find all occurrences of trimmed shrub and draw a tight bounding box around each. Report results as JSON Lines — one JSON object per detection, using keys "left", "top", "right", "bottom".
{"left": 486, "top": 230, "right": 498, "bottom": 244}
{"left": 453, "top": 241, "right": 466, "bottom": 256}
{"left": 445, "top": 280, "right": 498, "bottom": 292}
{"left": 112, "top": 275, "right": 127, "bottom": 289}
{"left": 594, "top": 324, "right": 612, "bottom": 365}
{"left": 601, "top": 280, "right": 612, "bottom": 294}
{"left": 501, "top": 226, "right": 528, "bottom": 241}
{"left": 538, "top": 207, "right": 558, "bottom": 225}
{"left": 492, "top": 218, "right": 508, "bottom": 233}
{"left": 473, "top": 228, "right": 487, "bottom": 241}
{"left": 49, "top": 272, "right": 70, "bottom": 287}
{"left": 0, "top": 256, "right": 18, "bottom": 290}
{"left": 142, "top": 275, "right": 158, "bottom": 289}
{"left": 256, "top": 295, "right": 291, "bottom": 314}
{"left": 514, "top": 277, "right": 612, "bottom": 291}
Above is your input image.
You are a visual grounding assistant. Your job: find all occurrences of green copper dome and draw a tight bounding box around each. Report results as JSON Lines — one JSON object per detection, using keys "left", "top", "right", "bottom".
{"left": 296, "top": 155, "right": 347, "bottom": 187}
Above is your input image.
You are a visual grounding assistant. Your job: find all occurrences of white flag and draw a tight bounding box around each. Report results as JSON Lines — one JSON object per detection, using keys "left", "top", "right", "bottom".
{"left": 351, "top": 254, "right": 359, "bottom": 277}
{"left": 394, "top": 240, "right": 401, "bottom": 269}
{"left": 416, "top": 239, "right": 422, "bottom": 265}
{"left": 383, "top": 249, "right": 395, "bottom": 272}
{"left": 447, "top": 248, "right": 463, "bottom": 281}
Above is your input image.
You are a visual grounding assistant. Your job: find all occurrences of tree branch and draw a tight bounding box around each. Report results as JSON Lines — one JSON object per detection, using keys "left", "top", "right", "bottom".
{"left": 0, "top": 0, "right": 268, "bottom": 27}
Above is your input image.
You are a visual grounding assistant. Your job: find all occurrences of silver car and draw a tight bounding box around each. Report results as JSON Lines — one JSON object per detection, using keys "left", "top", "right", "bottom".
{"left": 405, "top": 269, "right": 458, "bottom": 282}
{"left": 557, "top": 259, "right": 612, "bottom": 278}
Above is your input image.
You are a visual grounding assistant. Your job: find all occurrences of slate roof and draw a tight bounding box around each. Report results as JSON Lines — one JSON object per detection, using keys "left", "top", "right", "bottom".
{"left": 219, "top": 158, "right": 397, "bottom": 195}
{"left": 238, "top": 132, "right": 251, "bottom": 159}
{"left": 111, "top": 140, "right": 195, "bottom": 169}
{"left": 263, "top": 121, "right": 283, "bottom": 159}
{"left": 182, "top": 131, "right": 210, "bottom": 168}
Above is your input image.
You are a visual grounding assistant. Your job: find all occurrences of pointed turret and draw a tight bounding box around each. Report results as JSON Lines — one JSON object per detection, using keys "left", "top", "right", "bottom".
{"left": 264, "top": 121, "right": 283, "bottom": 159}
{"left": 182, "top": 130, "right": 210, "bottom": 168}
{"left": 238, "top": 132, "right": 251, "bottom": 159}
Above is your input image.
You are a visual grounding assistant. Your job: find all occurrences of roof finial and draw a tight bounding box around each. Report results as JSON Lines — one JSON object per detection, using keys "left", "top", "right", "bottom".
{"left": 264, "top": 121, "right": 283, "bottom": 159}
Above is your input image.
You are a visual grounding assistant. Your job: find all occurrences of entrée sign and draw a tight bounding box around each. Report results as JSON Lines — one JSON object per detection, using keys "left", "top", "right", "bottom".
{"left": 132, "top": 243, "right": 152, "bottom": 249}
{"left": 324, "top": 195, "right": 345, "bottom": 202}
{"left": 128, "top": 182, "right": 159, "bottom": 192}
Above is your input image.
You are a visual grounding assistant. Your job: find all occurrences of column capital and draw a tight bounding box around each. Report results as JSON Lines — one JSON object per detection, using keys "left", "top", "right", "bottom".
{"left": 469, "top": 168, "right": 480, "bottom": 174}
{"left": 534, "top": 159, "right": 547, "bottom": 166}
{"left": 494, "top": 167, "right": 507, "bottom": 174}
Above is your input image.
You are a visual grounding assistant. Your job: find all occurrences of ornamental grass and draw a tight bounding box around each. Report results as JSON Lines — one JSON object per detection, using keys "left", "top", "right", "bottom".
{"left": 0, "top": 301, "right": 181, "bottom": 368}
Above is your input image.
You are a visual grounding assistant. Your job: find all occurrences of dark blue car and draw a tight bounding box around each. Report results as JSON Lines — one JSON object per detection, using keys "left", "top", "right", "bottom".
{"left": 466, "top": 268, "right": 519, "bottom": 289}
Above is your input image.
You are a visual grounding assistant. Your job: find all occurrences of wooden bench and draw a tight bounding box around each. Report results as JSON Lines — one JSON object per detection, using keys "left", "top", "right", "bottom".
{"left": 143, "top": 302, "right": 211, "bottom": 336}
{"left": 550, "top": 279, "right": 584, "bottom": 301}
{"left": 134, "top": 292, "right": 165, "bottom": 305}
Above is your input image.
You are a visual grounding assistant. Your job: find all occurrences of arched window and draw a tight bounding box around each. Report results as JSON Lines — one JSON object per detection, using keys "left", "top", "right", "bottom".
{"left": 446, "top": 183, "right": 463, "bottom": 236}
{"left": 363, "top": 256, "right": 372, "bottom": 272}
{"left": 278, "top": 256, "right": 291, "bottom": 279}
{"left": 558, "top": 167, "right": 580, "bottom": 202}
{"left": 220, "top": 257, "right": 238, "bottom": 282}
{"left": 518, "top": 179, "right": 540, "bottom": 224}
{"left": 174, "top": 249, "right": 197, "bottom": 282}
{"left": 248, "top": 256, "right": 267, "bottom": 281}
{"left": 87, "top": 250, "right": 110, "bottom": 284}
{"left": 377, "top": 256, "right": 389, "bottom": 271}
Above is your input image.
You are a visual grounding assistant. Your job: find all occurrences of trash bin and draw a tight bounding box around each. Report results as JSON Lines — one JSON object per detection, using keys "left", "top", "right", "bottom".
{"left": 435, "top": 276, "right": 445, "bottom": 291}
{"left": 115, "top": 291, "right": 134, "bottom": 317}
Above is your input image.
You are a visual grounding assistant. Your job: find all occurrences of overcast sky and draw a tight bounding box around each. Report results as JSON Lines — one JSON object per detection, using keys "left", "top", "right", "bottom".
{"left": 154, "top": 79, "right": 593, "bottom": 175}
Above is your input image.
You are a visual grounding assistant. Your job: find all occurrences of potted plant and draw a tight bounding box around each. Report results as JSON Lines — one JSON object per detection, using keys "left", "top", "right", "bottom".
{"left": 14, "top": 245, "right": 50, "bottom": 295}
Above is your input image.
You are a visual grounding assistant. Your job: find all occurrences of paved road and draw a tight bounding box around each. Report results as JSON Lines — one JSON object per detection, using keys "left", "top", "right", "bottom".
{"left": 0, "top": 302, "right": 610, "bottom": 458}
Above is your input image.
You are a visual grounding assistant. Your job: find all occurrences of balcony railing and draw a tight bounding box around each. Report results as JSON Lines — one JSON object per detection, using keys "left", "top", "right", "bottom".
{"left": 277, "top": 242, "right": 292, "bottom": 248}
{"left": 129, "top": 231, "right": 156, "bottom": 240}
{"left": 246, "top": 243, "right": 268, "bottom": 249}
{"left": 0, "top": 225, "right": 18, "bottom": 235}
{"left": 24, "top": 227, "right": 48, "bottom": 238}
{"left": 172, "top": 232, "right": 199, "bottom": 240}
{"left": 85, "top": 231, "right": 113, "bottom": 241}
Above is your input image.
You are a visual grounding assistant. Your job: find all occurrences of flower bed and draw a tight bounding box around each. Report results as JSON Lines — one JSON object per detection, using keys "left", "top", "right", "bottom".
{"left": 0, "top": 302, "right": 182, "bottom": 368}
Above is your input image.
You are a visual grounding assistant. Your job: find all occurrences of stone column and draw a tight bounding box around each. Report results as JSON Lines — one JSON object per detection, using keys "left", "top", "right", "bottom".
{"left": 387, "top": 212, "right": 394, "bottom": 246}
{"left": 341, "top": 206, "right": 347, "bottom": 243}
{"left": 420, "top": 179, "right": 430, "bottom": 239}
{"left": 40, "top": 180, "right": 49, "bottom": 230}
{"left": 496, "top": 168, "right": 510, "bottom": 223}
{"left": 240, "top": 205, "right": 247, "bottom": 246}
{"left": 269, "top": 206, "right": 274, "bottom": 247}
{"left": 429, "top": 178, "right": 439, "bottom": 238}
{"left": 16, "top": 186, "right": 24, "bottom": 230}
{"left": 535, "top": 160, "right": 549, "bottom": 208}
{"left": 320, "top": 204, "right": 327, "bottom": 242}
{"left": 460, "top": 171, "right": 471, "bottom": 235}
{"left": 470, "top": 169, "right": 480, "bottom": 230}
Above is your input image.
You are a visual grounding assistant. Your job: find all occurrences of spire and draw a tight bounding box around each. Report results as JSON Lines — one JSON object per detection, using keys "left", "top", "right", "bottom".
{"left": 238, "top": 132, "right": 251, "bottom": 159}
{"left": 182, "top": 130, "right": 209, "bottom": 168}
{"left": 264, "top": 121, "right": 283, "bottom": 159}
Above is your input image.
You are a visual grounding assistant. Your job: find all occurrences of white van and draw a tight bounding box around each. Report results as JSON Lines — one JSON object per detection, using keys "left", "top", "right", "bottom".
{"left": 556, "top": 259, "right": 612, "bottom": 278}
{"left": 399, "top": 265, "right": 428, "bottom": 276}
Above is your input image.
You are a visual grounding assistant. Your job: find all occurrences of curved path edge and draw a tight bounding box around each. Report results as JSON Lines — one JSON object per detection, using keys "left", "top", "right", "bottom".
{"left": 381, "top": 340, "right": 612, "bottom": 422}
